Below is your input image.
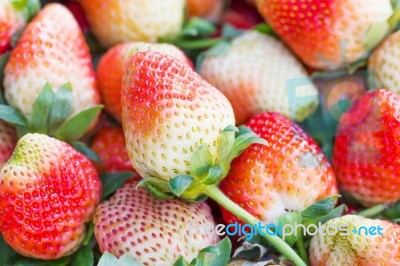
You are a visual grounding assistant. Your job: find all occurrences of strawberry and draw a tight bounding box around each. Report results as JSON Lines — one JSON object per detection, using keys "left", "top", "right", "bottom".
{"left": 97, "top": 42, "right": 191, "bottom": 122}
{"left": 79, "top": 0, "right": 186, "bottom": 48}
{"left": 91, "top": 124, "right": 136, "bottom": 173}
{"left": 3, "top": 3, "right": 100, "bottom": 125}
{"left": 333, "top": 89, "right": 400, "bottom": 206}
{"left": 0, "top": 121, "right": 17, "bottom": 168}
{"left": 121, "top": 51, "right": 309, "bottom": 266}
{"left": 62, "top": 1, "right": 89, "bottom": 32}
{"left": 256, "top": 0, "right": 393, "bottom": 70}
{"left": 222, "top": 0, "right": 263, "bottom": 30}
{"left": 94, "top": 182, "right": 219, "bottom": 265}
{"left": 199, "top": 31, "right": 319, "bottom": 124}
{"left": 0, "top": 0, "right": 39, "bottom": 54}
{"left": 121, "top": 51, "right": 235, "bottom": 187}
{"left": 219, "top": 112, "right": 338, "bottom": 224}
{"left": 309, "top": 215, "right": 400, "bottom": 266}
{"left": 187, "top": 0, "right": 224, "bottom": 22}
{"left": 369, "top": 31, "right": 400, "bottom": 94}
{"left": 0, "top": 133, "right": 101, "bottom": 259}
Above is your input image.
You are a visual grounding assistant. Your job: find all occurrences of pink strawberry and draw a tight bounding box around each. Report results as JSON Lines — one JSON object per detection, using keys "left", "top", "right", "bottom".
{"left": 97, "top": 42, "right": 191, "bottom": 122}
{"left": 94, "top": 182, "right": 219, "bottom": 265}
{"left": 0, "top": 133, "right": 101, "bottom": 259}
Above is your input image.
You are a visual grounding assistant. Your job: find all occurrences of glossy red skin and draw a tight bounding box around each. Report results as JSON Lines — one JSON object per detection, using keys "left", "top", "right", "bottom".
{"left": 91, "top": 125, "right": 137, "bottom": 174}
{"left": 222, "top": 0, "right": 263, "bottom": 30}
{"left": 333, "top": 89, "right": 400, "bottom": 206}
{"left": 220, "top": 112, "right": 337, "bottom": 224}
{"left": 0, "top": 135, "right": 102, "bottom": 259}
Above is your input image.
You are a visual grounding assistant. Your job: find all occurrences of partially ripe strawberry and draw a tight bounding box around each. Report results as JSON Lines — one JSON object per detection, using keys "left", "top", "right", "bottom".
{"left": 0, "top": 121, "right": 17, "bottom": 168}
{"left": 0, "top": 0, "right": 39, "bottom": 54}
{"left": 369, "top": 31, "right": 400, "bottom": 95}
{"left": 121, "top": 51, "right": 235, "bottom": 189}
{"left": 80, "top": 0, "right": 186, "bottom": 47}
{"left": 3, "top": 4, "right": 100, "bottom": 123}
{"left": 309, "top": 215, "right": 400, "bottom": 266}
{"left": 333, "top": 89, "right": 400, "bottom": 206}
{"left": 0, "top": 133, "right": 101, "bottom": 259}
{"left": 91, "top": 125, "right": 136, "bottom": 173}
{"left": 256, "top": 0, "right": 393, "bottom": 70}
{"left": 220, "top": 112, "right": 338, "bottom": 224}
{"left": 94, "top": 182, "right": 219, "bottom": 265}
{"left": 97, "top": 42, "right": 191, "bottom": 122}
{"left": 200, "top": 31, "right": 319, "bottom": 124}
{"left": 187, "top": 0, "right": 224, "bottom": 22}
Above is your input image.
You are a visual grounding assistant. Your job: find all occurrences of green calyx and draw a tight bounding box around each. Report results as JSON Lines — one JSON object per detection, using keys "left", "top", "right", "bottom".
{"left": 0, "top": 83, "right": 103, "bottom": 142}
{"left": 138, "top": 125, "right": 267, "bottom": 201}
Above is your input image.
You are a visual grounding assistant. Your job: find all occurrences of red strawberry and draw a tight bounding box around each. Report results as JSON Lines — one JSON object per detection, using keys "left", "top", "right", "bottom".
{"left": 3, "top": 3, "right": 100, "bottom": 124}
{"left": 0, "top": 121, "right": 17, "bottom": 168}
{"left": 62, "top": 1, "right": 89, "bottom": 32}
{"left": 222, "top": 0, "right": 263, "bottom": 30}
{"left": 94, "top": 182, "right": 219, "bottom": 265}
{"left": 0, "top": 0, "right": 39, "bottom": 54}
{"left": 80, "top": 0, "right": 186, "bottom": 47}
{"left": 97, "top": 42, "right": 191, "bottom": 122}
{"left": 333, "top": 89, "right": 400, "bottom": 206}
{"left": 0, "top": 133, "right": 101, "bottom": 259}
{"left": 220, "top": 112, "right": 338, "bottom": 224}
{"left": 91, "top": 124, "right": 136, "bottom": 173}
{"left": 256, "top": 0, "right": 393, "bottom": 70}
{"left": 309, "top": 215, "right": 400, "bottom": 266}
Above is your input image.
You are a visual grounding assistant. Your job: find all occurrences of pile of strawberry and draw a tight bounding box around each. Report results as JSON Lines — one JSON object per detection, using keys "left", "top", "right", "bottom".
{"left": 1, "top": 0, "right": 400, "bottom": 265}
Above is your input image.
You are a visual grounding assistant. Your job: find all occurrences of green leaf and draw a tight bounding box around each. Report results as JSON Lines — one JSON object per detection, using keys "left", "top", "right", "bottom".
{"left": 0, "top": 235, "right": 16, "bottom": 265}
{"left": 30, "top": 83, "right": 55, "bottom": 134}
{"left": 205, "top": 41, "right": 231, "bottom": 57}
{"left": 146, "top": 183, "right": 174, "bottom": 199}
{"left": 206, "top": 238, "right": 232, "bottom": 266}
{"left": 190, "top": 145, "right": 213, "bottom": 177}
{"left": 49, "top": 83, "right": 73, "bottom": 133}
{"left": 200, "top": 166, "right": 223, "bottom": 185}
{"left": 71, "top": 141, "right": 103, "bottom": 164}
{"left": 173, "top": 256, "right": 189, "bottom": 266}
{"left": 11, "top": 0, "right": 27, "bottom": 9}
{"left": 71, "top": 246, "right": 93, "bottom": 266}
{"left": 217, "top": 126, "right": 237, "bottom": 163}
{"left": 232, "top": 241, "right": 268, "bottom": 261}
{"left": 168, "top": 175, "right": 194, "bottom": 197}
{"left": 12, "top": 0, "right": 41, "bottom": 21}
{"left": 97, "top": 252, "right": 119, "bottom": 266}
{"left": 83, "top": 222, "right": 95, "bottom": 246}
{"left": 199, "top": 246, "right": 220, "bottom": 255}
{"left": 221, "top": 24, "right": 244, "bottom": 40}
{"left": 13, "top": 256, "right": 71, "bottom": 266}
{"left": 182, "top": 18, "right": 216, "bottom": 37}
{"left": 383, "top": 200, "right": 400, "bottom": 220}
{"left": 301, "top": 195, "right": 340, "bottom": 218}
{"left": 228, "top": 126, "right": 267, "bottom": 161}
{"left": 55, "top": 105, "right": 103, "bottom": 141}
{"left": 100, "top": 171, "right": 137, "bottom": 200}
{"left": 119, "top": 253, "right": 143, "bottom": 265}
{"left": 253, "top": 23, "right": 276, "bottom": 36}
{"left": 276, "top": 211, "right": 302, "bottom": 245}
{"left": 0, "top": 104, "right": 27, "bottom": 126}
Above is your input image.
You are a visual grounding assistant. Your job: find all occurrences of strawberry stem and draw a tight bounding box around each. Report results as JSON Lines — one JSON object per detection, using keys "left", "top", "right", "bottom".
{"left": 357, "top": 204, "right": 386, "bottom": 218}
{"left": 204, "top": 185, "right": 308, "bottom": 266}
{"left": 172, "top": 37, "right": 223, "bottom": 50}
{"left": 295, "top": 235, "right": 309, "bottom": 265}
